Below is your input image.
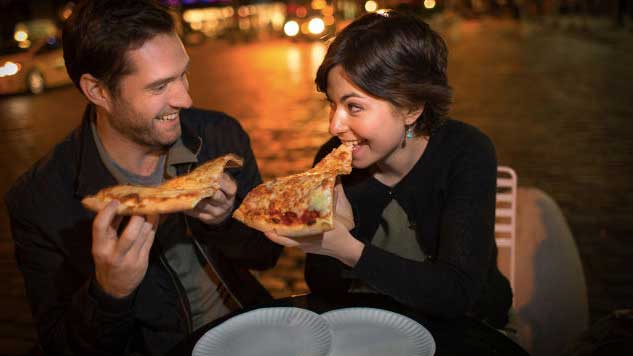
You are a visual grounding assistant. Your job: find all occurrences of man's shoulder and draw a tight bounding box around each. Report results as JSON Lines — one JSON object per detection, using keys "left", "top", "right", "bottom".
{"left": 180, "top": 107, "right": 251, "bottom": 157}
{"left": 181, "top": 107, "right": 243, "bottom": 132}
{"left": 5, "top": 128, "right": 80, "bottom": 214}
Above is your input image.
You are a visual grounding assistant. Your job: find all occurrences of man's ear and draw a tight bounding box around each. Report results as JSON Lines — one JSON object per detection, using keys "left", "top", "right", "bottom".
{"left": 79, "top": 73, "right": 112, "bottom": 112}
{"left": 404, "top": 103, "right": 425, "bottom": 126}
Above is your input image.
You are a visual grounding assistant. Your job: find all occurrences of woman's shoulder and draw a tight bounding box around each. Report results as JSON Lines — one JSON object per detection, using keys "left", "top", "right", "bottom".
{"left": 437, "top": 119, "right": 493, "bottom": 145}
{"left": 432, "top": 118, "right": 495, "bottom": 156}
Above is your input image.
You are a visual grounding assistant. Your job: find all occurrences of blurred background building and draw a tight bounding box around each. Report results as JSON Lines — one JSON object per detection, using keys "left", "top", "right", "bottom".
{"left": 1, "top": 0, "right": 632, "bottom": 51}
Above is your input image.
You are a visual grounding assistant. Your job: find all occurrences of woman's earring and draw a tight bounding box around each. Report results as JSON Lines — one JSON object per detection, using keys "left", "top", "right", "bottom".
{"left": 402, "top": 125, "right": 414, "bottom": 148}
{"left": 406, "top": 126, "right": 415, "bottom": 139}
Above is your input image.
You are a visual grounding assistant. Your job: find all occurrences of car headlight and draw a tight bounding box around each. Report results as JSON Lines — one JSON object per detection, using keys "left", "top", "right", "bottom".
{"left": 308, "top": 17, "right": 325, "bottom": 35}
{"left": 284, "top": 20, "right": 300, "bottom": 37}
{"left": 0, "top": 61, "right": 21, "bottom": 77}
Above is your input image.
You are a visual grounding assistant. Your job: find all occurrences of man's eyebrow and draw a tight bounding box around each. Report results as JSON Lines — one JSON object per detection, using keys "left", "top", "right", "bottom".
{"left": 144, "top": 60, "right": 190, "bottom": 89}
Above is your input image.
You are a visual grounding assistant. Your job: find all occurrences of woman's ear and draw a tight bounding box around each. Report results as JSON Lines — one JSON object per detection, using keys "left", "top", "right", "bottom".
{"left": 404, "top": 104, "right": 425, "bottom": 126}
{"left": 79, "top": 73, "right": 113, "bottom": 112}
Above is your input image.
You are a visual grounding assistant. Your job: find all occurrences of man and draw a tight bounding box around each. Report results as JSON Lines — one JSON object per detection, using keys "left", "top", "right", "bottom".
{"left": 4, "top": 0, "right": 281, "bottom": 354}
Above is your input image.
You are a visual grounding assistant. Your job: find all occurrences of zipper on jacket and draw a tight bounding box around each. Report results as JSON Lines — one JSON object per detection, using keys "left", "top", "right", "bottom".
{"left": 181, "top": 159, "right": 243, "bottom": 310}
{"left": 185, "top": 216, "right": 243, "bottom": 309}
{"left": 157, "top": 242, "right": 193, "bottom": 337}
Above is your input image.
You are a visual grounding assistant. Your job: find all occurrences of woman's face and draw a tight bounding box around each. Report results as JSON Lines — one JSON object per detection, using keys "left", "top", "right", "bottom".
{"left": 326, "top": 65, "right": 416, "bottom": 169}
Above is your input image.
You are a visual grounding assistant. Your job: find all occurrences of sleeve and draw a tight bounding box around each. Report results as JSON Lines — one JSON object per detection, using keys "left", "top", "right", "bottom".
{"left": 5, "top": 187, "right": 136, "bottom": 355}
{"left": 309, "top": 132, "right": 499, "bottom": 319}
{"left": 352, "top": 132, "right": 498, "bottom": 318}
{"left": 187, "top": 116, "right": 282, "bottom": 270}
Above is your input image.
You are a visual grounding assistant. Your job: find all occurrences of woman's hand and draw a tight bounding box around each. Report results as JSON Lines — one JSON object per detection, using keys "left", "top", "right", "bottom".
{"left": 264, "top": 180, "right": 364, "bottom": 266}
{"left": 333, "top": 181, "right": 354, "bottom": 230}
{"left": 265, "top": 218, "right": 364, "bottom": 267}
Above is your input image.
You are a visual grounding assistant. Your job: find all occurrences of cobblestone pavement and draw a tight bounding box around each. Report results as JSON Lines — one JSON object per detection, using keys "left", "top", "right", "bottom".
{"left": 1, "top": 16, "right": 632, "bottom": 355}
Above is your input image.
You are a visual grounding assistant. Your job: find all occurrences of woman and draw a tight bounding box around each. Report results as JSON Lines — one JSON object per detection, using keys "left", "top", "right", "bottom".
{"left": 266, "top": 10, "right": 513, "bottom": 329}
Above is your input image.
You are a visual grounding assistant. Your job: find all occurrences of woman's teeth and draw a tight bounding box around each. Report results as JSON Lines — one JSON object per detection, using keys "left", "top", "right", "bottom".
{"left": 343, "top": 140, "right": 364, "bottom": 148}
{"left": 157, "top": 113, "right": 178, "bottom": 121}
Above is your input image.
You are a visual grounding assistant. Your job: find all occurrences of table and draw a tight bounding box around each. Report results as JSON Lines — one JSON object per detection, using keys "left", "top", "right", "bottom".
{"left": 169, "top": 293, "right": 529, "bottom": 356}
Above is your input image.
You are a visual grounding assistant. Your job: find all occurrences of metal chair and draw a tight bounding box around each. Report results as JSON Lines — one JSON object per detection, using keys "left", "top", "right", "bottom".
{"left": 495, "top": 166, "right": 518, "bottom": 304}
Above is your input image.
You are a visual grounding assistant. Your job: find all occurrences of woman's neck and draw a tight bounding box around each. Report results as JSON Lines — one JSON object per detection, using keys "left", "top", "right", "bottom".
{"left": 373, "top": 136, "right": 428, "bottom": 187}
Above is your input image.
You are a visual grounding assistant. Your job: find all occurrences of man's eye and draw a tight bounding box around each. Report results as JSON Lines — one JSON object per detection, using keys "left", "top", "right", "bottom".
{"left": 153, "top": 83, "right": 167, "bottom": 92}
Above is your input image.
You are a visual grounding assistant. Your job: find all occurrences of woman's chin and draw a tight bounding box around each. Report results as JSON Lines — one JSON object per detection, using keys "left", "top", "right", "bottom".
{"left": 351, "top": 155, "right": 373, "bottom": 170}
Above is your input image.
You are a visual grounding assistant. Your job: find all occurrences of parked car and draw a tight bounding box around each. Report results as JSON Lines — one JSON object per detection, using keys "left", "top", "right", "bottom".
{"left": 0, "top": 36, "right": 71, "bottom": 95}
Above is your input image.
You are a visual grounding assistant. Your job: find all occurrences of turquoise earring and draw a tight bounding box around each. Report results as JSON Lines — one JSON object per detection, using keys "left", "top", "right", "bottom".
{"left": 406, "top": 126, "right": 414, "bottom": 139}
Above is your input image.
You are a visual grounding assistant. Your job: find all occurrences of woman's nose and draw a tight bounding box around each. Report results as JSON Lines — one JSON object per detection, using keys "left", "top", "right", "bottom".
{"left": 329, "top": 111, "right": 347, "bottom": 136}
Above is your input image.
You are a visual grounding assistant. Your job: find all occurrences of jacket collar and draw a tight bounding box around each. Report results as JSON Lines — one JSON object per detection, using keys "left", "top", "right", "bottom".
{"left": 74, "top": 104, "right": 202, "bottom": 198}
{"left": 75, "top": 104, "right": 117, "bottom": 198}
{"left": 179, "top": 109, "right": 203, "bottom": 158}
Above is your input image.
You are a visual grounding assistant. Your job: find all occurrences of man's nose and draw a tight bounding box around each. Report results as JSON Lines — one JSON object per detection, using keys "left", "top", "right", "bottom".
{"left": 172, "top": 80, "right": 192, "bottom": 109}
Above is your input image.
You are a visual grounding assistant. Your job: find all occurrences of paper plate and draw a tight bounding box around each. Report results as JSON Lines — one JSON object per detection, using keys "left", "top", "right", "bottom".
{"left": 192, "top": 307, "right": 331, "bottom": 356}
{"left": 322, "top": 307, "right": 436, "bottom": 356}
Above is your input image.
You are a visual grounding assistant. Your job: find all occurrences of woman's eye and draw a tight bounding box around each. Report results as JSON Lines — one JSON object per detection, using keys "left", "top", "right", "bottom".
{"left": 348, "top": 104, "right": 361, "bottom": 113}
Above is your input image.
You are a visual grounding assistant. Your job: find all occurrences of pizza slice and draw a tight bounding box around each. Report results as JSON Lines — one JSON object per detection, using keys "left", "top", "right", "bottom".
{"left": 81, "top": 154, "right": 243, "bottom": 215}
{"left": 233, "top": 144, "right": 352, "bottom": 237}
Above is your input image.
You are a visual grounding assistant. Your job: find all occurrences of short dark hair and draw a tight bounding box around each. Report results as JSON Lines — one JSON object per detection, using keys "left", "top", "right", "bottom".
{"left": 62, "top": 0, "right": 174, "bottom": 94}
{"left": 315, "top": 11, "right": 452, "bottom": 134}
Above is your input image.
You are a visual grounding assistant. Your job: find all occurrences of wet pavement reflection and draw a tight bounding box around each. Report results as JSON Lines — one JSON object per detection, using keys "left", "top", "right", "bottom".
{"left": 1, "top": 17, "right": 632, "bottom": 354}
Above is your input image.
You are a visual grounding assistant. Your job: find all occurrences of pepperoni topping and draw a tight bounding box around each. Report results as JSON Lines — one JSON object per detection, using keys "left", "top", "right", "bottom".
{"left": 268, "top": 208, "right": 321, "bottom": 226}
{"left": 281, "top": 211, "right": 298, "bottom": 225}
{"left": 301, "top": 210, "right": 319, "bottom": 225}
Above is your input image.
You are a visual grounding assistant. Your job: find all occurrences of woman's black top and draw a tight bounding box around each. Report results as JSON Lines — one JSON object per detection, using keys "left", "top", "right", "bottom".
{"left": 305, "top": 119, "right": 513, "bottom": 328}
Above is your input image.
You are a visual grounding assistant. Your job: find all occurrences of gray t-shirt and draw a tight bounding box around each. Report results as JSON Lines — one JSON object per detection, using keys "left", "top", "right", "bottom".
{"left": 91, "top": 121, "right": 232, "bottom": 331}
{"left": 349, "top": 199, "right": 425, "bottom": 293}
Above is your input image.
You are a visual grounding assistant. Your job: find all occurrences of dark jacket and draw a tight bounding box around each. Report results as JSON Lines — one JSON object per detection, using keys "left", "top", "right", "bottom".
{"left": 306, "top": 119, "right": 512, "bottom": 328}
{"left": 5, "top": 106, "right": 282, "bottom": 355}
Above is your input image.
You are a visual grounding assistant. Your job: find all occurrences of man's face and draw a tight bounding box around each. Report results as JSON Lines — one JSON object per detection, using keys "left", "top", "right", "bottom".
{"left": 106, "top": 32, "right": 192, "bottom": 150}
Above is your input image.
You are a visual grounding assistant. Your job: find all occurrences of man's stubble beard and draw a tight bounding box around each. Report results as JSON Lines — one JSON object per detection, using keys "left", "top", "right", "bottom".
{"left": 109, "top": 99, "right": 178, "bottom": 151}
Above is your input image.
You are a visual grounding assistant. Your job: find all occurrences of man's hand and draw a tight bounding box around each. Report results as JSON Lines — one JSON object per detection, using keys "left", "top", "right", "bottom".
{"left": 185, "top": 173, "right": 237, "bottom": 225}
{"left": 92, "top": 201, "right": 158, "bottom": 298}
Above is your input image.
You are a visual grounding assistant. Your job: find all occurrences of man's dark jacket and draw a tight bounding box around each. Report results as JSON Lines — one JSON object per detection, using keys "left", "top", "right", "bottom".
{"left": 5, "top": 106, "right": 282, "bottom": 355}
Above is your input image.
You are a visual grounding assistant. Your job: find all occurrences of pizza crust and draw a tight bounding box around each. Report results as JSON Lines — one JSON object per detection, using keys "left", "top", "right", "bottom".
{"left": 234, "top": 213, "right": 334, "bottom": 237}
{"left": 81, "top": 154, "right": 243, "bottom": 215}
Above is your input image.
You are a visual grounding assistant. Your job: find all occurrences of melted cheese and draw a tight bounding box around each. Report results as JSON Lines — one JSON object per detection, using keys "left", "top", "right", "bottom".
{"left": 308, "top": 189, "right": 330, "bottom": 213}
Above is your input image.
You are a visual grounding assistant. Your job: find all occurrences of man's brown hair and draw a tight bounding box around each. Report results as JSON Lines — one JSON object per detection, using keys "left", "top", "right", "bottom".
{"left": 63, "top": 0, "right": 174, "bottom": 94}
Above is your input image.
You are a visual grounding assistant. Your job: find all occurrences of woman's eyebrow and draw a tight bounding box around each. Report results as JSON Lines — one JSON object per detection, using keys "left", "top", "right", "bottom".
{"left": 340, "top": 93, "right": 363, "bottom": 101}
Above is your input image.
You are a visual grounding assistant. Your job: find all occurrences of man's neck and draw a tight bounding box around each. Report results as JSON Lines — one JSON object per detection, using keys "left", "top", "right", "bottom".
{"left": 94, "top": 108, "right": 165, "bottom": 176}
